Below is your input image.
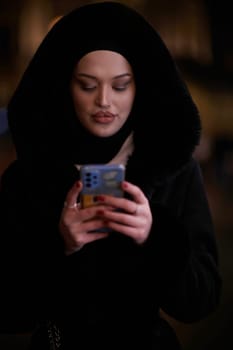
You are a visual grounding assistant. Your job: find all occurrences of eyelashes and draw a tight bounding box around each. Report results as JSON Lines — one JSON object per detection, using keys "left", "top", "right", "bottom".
{"left": 77, "top": 81, "right": 132, "bottom": 92}
{"left": 72, "top": 75, "right": 133, "bottom": 92}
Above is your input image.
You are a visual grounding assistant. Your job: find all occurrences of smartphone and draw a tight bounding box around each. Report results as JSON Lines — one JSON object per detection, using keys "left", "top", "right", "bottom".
{"left": 80, "top": 164, "right": 125, "bottom": 209}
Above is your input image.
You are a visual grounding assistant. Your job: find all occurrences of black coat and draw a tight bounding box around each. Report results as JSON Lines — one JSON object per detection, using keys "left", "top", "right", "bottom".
{"left": 0, "top": 156, "right": 221, "bottom": 349}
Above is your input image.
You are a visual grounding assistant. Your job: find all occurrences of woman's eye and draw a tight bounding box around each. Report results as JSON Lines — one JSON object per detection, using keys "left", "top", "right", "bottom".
{"left": 73, "top": 77, "right": 97, "bottom": 91}
{"left": 80, "top": 85, "right": 96, "bottom": 91}
{"left": 113, "top": 81, "right": 131, "bottom": 91}
{"left": 113, "top": 85, "right": 129, "bottom": 91}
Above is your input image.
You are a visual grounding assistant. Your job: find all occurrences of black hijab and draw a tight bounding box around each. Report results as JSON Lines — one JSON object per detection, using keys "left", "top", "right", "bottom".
{"left": 7, "top": 1, "right": 201, "bottom": 176}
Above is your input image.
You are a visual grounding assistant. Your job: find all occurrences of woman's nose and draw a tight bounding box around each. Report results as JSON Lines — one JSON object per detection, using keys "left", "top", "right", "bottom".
{"left": 95, "top": 86, "right": 111, "bottom": 108}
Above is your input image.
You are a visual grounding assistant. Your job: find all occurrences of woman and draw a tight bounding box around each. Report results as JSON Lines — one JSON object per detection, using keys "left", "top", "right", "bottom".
{"left": 0, "top": 2, "right": 221, "bottom": 349}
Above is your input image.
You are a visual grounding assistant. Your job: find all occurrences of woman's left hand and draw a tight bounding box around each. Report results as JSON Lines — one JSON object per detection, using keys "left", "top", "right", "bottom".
{"left": 95, "top": 181, "right": 152, "bottom": 245}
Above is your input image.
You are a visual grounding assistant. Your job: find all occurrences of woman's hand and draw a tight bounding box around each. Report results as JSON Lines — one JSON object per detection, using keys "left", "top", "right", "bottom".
{"left": 59, "top": 180, "right": 152, "bottom": 255}
{"left": 59, "top": 181, "right": 110, "bottom": 255}
{"left": 94, "top": 181, "right": 152, "bottom": 245}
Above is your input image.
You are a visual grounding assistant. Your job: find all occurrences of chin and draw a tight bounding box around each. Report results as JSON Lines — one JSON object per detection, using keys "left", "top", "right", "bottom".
{"left": 91, "top": 127, "right": 117, "bottom": 138}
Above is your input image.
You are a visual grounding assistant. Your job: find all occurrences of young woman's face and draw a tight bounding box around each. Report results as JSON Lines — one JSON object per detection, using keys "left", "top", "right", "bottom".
{"left": 70, "top": 50, "right": 136, "bottom": 137}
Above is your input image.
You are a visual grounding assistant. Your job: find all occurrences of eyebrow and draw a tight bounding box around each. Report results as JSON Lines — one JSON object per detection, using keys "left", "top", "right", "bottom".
{"left": 75, "top": 73, "right": 132, "bottom": 80}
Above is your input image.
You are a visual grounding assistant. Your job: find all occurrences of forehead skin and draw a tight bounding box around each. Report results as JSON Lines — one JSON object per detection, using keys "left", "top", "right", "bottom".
{"left": 73, "top": 50, "right": 134, "bottom": 79}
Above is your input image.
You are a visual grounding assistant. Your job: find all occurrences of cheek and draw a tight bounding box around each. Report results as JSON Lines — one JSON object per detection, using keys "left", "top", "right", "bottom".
{"left": 121, "top": 93, "right": 135, "bottom": 112}
{"left": 73, "top": 95, "right": 90, "bottom": 114}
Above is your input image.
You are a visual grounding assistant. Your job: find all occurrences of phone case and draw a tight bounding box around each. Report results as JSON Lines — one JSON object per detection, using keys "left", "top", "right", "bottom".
{"left": 80, "top": 164, "right": 125, "bottom": 208}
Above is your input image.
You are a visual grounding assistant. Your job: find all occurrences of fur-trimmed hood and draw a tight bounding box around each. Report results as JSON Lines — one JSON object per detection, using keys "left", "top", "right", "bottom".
{"left": 7, "top": 1, "right": 201, "bottom": 180}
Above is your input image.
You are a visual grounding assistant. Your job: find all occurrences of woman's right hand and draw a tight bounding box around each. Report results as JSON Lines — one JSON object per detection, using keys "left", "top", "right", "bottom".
{"left": 59, "top": 181, "right": 109, "bottom": 255}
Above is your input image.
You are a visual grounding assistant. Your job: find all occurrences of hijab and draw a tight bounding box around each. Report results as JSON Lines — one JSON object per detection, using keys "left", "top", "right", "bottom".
{"left": 7, "top": 1, "right": 201, "bottom": 176}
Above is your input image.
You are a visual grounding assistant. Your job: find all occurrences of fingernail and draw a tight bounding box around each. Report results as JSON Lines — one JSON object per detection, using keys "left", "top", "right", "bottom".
{"left": 95, "top": 195, "right": 105, "bottom": 201}
{"left": 122, "top": 181, "right": 128, "bottom": 189}
{"left": 96, "top": 209, "right": 104, "bottom": 216}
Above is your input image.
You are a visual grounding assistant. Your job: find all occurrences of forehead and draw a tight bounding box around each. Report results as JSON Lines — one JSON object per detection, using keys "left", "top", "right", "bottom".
{"left": 74, "top": 50, "right": 133, "bottom": 75}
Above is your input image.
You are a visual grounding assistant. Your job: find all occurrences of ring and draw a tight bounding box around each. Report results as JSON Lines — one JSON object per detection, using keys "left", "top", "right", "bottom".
{"left": 132, "top": 205, "right": 138, "bottom": 215}
{"left": 64, "top": 201, "right": 78, "bottom": 209}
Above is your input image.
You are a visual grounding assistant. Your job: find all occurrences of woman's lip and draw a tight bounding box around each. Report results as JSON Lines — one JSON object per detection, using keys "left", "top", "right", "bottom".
{"left": 93, "top": 111, "right": 115, "bottom": 118}
{"left": 92, "top": 111, "right": 116, "bottom": 123}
